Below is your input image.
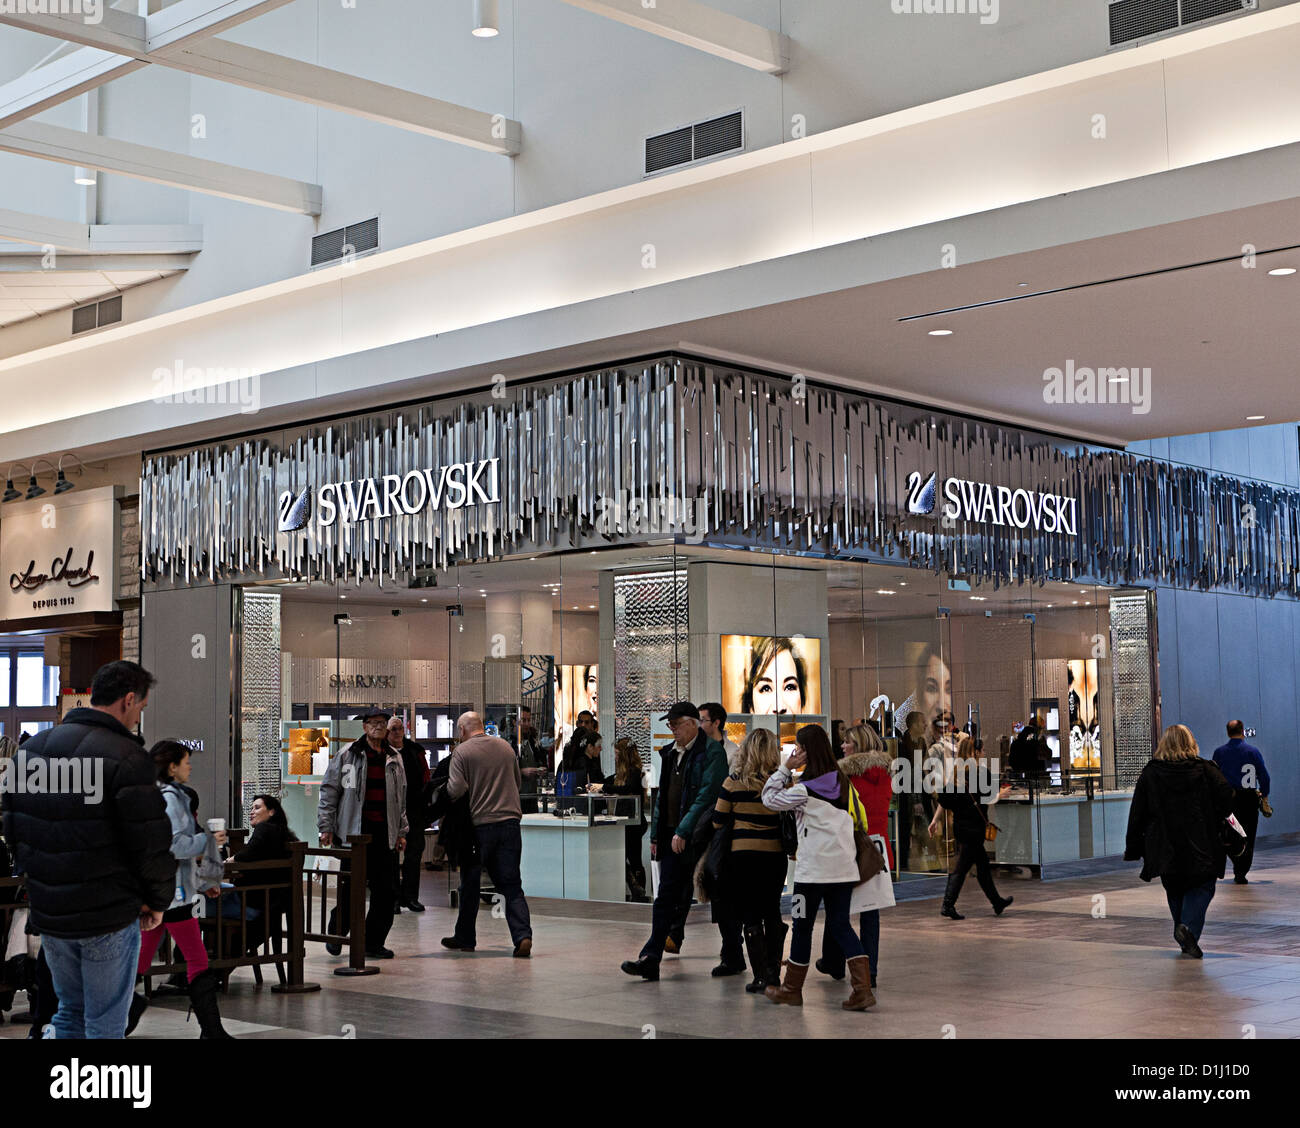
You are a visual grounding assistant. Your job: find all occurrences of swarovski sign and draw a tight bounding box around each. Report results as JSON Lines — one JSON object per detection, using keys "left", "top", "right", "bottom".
{"left": 278, "top": 458, "right": 501, "bottom": 532}
{"left": 907, "top": 471, "right": 1078, "bottom": 536}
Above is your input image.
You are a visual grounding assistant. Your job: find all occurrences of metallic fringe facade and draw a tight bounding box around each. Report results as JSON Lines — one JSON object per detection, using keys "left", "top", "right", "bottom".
{"left": 141, "top": 355, "right": 1300, "bottom": 599}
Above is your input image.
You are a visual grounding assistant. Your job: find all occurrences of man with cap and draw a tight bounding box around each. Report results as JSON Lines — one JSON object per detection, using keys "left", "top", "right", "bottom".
{"left": 318, "top": 707, "right": 409, "bottom": 959}
{"left": 620, "top": 702, "right": 728, "bottom": 981}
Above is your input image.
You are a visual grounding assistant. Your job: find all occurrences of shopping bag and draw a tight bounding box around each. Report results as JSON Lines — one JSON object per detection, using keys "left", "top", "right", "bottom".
{"left": 849, "top": 835, "right": 896, "bottom": 913}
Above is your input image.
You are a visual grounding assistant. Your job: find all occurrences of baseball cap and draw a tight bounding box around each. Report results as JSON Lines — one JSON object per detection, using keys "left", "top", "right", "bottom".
{"left": 356, "top": 708, "right": 392, "bottom": 722}
{"left": 660, "top": 701, "right": 700, "bottom": 723}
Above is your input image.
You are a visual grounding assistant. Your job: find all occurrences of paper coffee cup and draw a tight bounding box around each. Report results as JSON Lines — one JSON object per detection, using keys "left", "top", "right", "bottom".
{"left": 207, "top": 818, "right": 226, "bottom": 833}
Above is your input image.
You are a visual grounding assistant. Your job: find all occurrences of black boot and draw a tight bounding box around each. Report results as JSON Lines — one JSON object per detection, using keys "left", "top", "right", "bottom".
{"left": 743, "top": 926, "right": 769, "bottom": 993}
{"left": 125, "top": 975, "right": 149, "bottom": 1037}
{"left": 187, "top": 970, "right": 234, "bottom": 1039}
{"left": 764, "top": 921, "right": 788, "bottom": 989}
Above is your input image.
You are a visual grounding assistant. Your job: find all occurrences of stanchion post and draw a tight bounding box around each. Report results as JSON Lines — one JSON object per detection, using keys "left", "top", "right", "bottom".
{"left": 273, "top": 840, "right": 320, "bottom": 994}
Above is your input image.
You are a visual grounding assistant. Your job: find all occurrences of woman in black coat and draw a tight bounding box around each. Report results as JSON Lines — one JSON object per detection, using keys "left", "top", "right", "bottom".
{"left": 1125, "top": 724, "right": 1235, "bottom": 959}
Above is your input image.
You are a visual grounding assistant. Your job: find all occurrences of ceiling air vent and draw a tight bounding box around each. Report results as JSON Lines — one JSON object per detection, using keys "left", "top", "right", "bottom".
{"left": 71, "top": 293, "right": 122, "bottom": 336}
{"left": 644, "top": 110, "right": 744, "bottom": 177}
{"left": 1109, "top": 0, "right": 1255, "bottom": 47}
{"left": 311, "top": 217, "right": 380, "bottom": 269}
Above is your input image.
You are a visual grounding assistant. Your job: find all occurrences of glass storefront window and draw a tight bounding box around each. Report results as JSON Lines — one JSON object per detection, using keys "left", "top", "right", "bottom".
{"left": 16, "top": 654, "right": 57, "bottom": 707}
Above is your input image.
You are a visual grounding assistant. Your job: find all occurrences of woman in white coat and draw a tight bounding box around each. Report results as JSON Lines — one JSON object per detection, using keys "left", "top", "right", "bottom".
{"left": 761, "top": 724, "right": 875, "bottom": 1011}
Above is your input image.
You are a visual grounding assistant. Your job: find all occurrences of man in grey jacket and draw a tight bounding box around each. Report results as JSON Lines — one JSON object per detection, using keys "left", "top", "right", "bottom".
{"left": 318, "top": 709, "right": 408, "bottom": 959}
{"left": 440, "top": 711, "right": 533, "bottom": 957}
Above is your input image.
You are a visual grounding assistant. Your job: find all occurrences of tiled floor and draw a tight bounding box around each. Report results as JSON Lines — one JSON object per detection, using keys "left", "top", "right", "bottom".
{"left": 6, "top": 845, "right": 1300, "bottom": 1039}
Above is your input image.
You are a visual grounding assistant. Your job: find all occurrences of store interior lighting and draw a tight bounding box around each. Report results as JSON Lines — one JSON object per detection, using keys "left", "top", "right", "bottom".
{"left": 472, "top": 0, "right": 499, "bottom": 37}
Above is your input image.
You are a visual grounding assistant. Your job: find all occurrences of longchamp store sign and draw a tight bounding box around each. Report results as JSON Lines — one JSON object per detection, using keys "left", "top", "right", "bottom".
{"left": 0, "top": 486, "right": 118, "bottom": 621}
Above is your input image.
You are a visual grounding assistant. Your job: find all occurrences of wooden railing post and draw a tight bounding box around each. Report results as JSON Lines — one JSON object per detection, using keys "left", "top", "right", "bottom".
{"left": 330, "top": 834, "right": 378, "bottom": 978}
{"left": 272, "top": 840, "right": 319, "bottom": 994}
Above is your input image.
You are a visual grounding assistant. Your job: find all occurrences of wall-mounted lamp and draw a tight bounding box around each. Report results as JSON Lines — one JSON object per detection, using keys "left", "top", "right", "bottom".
{"left": 472, "top": 0, "right": 500, "bottom": 37}
{"left": 54, "top": 453, "right": 85, "bottom": 494}
{"left": 2, "top": 463, "right": 29, "bottom": 502}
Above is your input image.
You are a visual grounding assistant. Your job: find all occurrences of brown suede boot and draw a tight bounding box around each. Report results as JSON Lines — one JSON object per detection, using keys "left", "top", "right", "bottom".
{"left": 764, "top": 960, "right": 808, "bottom": 1006}
{"left": 842, "top": 955, "right": 877, "bottom": 1011}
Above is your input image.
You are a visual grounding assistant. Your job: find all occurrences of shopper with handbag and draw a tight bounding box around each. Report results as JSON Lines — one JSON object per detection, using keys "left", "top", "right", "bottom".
{"left": 1125, "top": 724, "right": 1236, "bottom": 958}
{"left": 817, "top": 723, "right": 893, "bottom": 988}
{"left": 761, "top": 724, "right": 876, "bottom": 1011}
{"left": 1211, "top": 720, "right": 1271, "bottom": 884}
{"left": 931, "top": 733, "right": 1013, "bottom": 920}
{"left": 126, "top": 739, "right": 233, "bottom": 1039}
{"left": 712, "top": 728, "right": 787, "bottom": 994}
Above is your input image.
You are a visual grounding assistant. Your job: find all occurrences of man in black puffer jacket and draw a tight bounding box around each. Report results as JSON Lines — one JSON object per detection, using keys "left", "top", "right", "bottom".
{"left": 1, "top": 661, "right": 174, "bottom": 1039}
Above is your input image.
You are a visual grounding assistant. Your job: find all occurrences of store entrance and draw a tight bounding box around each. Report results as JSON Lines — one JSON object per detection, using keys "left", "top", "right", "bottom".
{"left": 0, "top": 640, "right": 60, "bottom": 743}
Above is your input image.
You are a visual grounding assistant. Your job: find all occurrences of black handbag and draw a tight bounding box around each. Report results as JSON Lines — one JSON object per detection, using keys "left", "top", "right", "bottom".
{"left": 780, "top": 812, "right": 798, "bottom": 859}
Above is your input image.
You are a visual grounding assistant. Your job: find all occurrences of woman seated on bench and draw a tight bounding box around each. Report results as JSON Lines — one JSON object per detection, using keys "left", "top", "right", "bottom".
{"left": 219, "top": 794, "right": 297, "bottom": 926}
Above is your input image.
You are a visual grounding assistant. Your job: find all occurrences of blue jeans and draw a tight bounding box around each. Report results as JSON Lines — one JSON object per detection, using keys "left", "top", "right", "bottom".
{"left": 42, "top": 919, "right": 141, "bottom": 1039}
{"left": 1161, "top": 876, "right": 1216, "bottom": 941}
{"left": 789, "top": 882, "right": 864, "bottom": 966}
{"left": 455, "top": 819, "right": 532, "bottom": 947}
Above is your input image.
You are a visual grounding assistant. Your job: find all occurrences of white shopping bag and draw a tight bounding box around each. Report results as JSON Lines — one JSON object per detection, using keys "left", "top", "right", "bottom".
{"left": 1225, "top": 812, "right": 1248, "bottom": 839}
{"left": 849, "top": 835, "right": 896, "bottom": 914}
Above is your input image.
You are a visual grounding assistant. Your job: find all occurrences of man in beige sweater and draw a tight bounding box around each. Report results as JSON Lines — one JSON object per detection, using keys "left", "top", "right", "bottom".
{"left": 441, "top": 712, "right": 533, "bottom": 957}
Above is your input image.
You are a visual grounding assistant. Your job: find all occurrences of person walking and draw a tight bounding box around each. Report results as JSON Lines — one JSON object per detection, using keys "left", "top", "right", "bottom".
{"left": 1211, "top": 720, "right": 1271, "bottom": 884}
{"left": 126, "top": 740, "right": 232, "bottom": 1039}
{"left": 712, "top": 728, "right": 786, "bottom": 993}
{"left": 760, "top": 724, "right": 875, "bottom": 1010}
{"left": 318, "top": 708, "right": 408, "bottom": 960}
{"left": 698, "top": 702, "right": 745, "bottom": 977}
{"left": 441, "top": 712, "right": 533, "bottom": 957}
{"left": 931, "top": 733, "right": 1013, "bottom": 920}
{"left": 388, "top": 715, "right": 431, "bottom": 912}
{"left": 0, "top": 661, "right": 174, "bottom": 1039}
{"left": 1126, "top": 724, "right": 1236, "bottom": 958}
{"left": 620, "top": 702, "right": 727, "bottom": 981}
{"left": 604, "top": 738, "right": 649, "bottom": 902}
{"left": 816, "top": 722, "right": 891, "bottom": 989}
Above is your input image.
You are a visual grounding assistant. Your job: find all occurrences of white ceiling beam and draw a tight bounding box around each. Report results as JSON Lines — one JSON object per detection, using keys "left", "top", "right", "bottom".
{"left": 0, "top": 207, "right": 91, "bottom": 252}
{"left": 0, "top": 49, "right": 146, "bottom": 129}
{"left": 143, "top": 0, "right": 300, "bottom": 57}
{"left": 0, "top": 122, "right": 322, "bottom": 214}
{"left": 0, "top": 6, "right": 147, "bottom": 55}
{"left": 0, "top": 253, "right": 195, "bottom": 273}
{"left": 557, "top": 0, "right": 789, "bottom": 74}
{"left": 162, "top": 39, "right": 521, "bottom": 154}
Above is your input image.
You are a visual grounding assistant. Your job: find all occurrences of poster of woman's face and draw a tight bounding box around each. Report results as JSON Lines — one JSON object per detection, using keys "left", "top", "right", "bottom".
{"left": 554, "top": 664, "right": 598, "bottom": 739}
{"left": 721, "top": 635, "right": 822, "bottom": 716}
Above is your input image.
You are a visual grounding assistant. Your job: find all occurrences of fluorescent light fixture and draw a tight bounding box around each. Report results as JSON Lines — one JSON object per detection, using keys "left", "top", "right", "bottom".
{"left": 928, "top": 329, "right": 953, "bottom": 337}
{"left": 1246, "top": 414, "right": 1266, "bottom": 421}
{"left": 876, "top": 589, "right": 896, "bottom": 595}
{"left": 473, "top": 0, "right": 499, "bottom": 36}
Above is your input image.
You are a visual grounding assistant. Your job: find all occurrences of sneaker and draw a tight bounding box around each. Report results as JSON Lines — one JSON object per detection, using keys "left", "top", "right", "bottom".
{"left": 405, "top": 899, "right": 426, "bottom": 912}
{"left": 513, "top": 938, "right": 533, "bottom": 959}
{"left": 440, "top": 936, "right": 476, "bottom": 952}
{"left": 620, "top": 957, "right": 660, "bottom": 981}
{"left": 365, "top": 947, "right": 395, "bottom": 960}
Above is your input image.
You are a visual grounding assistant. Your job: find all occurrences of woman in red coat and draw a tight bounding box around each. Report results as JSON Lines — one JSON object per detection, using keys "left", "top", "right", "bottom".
{"left": 815, "top": 723, "right": 892, "bottom": 988}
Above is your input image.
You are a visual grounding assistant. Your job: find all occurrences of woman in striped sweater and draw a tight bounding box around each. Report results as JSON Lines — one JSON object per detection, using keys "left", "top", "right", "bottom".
{"left": 713, "top": 729, "right": 787, "bottom": 994}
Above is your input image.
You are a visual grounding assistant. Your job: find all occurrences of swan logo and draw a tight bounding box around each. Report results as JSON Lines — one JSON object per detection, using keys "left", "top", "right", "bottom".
{"left": 906, "top": 471, "right": 937, "bottom": 516}
{"left": 278, "top": 488, "right": 312, "bottom": 533}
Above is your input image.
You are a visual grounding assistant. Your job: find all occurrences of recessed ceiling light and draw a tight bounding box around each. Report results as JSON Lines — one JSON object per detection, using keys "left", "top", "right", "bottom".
{"left": 1017, "top": 282, "right": 1029, "bottom": 288}
{"left": 420, "top": 598, "right": 428, "bottom": 603}
{"left": 588, "top": 604, "right": 595, "bottom": 609}
{"left": 1107, "top": 375, "right": 1129, "bottom": 383}
{"left": 899, "top": 582, "right": 907, "bottom": 587}
{"left": 339, "top": 595, "right": 346, "bottom": 600}
{"left": 876, "top": 589, "right": 896, "bottom": 595}
{"left": 928, "top": 329, "right": 954, "bottom": 337}
{"left": 1267, "top": 267, "right": 1296, "bottom": 276}
{"left": 1246, "top": 415, "right": 1266, "bottom": 421}
{"left": 970, "top": 596, "right": 986, "bottom": 601}
{"left": 1071, "top": 600, "right": 1078, "bottom": 604}
{"left": 1045, "top": 604, "right": 1053, "bottom": 608}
